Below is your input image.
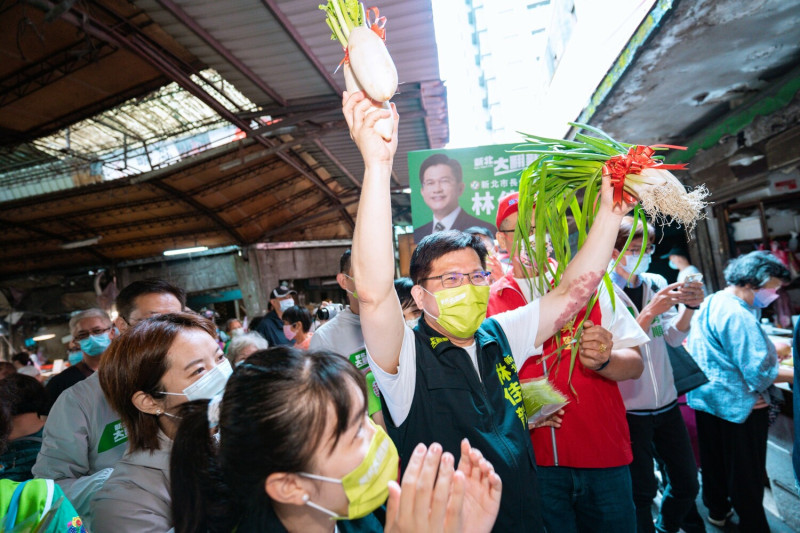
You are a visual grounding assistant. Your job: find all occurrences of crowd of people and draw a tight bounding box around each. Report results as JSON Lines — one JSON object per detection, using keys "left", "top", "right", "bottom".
{"left": 0, "top": 93, "right": 796, "bottom": 532}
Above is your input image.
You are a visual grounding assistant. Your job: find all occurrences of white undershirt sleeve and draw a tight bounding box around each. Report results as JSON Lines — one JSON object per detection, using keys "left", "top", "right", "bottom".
{"left": 366, "top": 325, "right": 417, "bottom": 426}
{"left": 490, "top": 298, "right": 542, "bottom": 370}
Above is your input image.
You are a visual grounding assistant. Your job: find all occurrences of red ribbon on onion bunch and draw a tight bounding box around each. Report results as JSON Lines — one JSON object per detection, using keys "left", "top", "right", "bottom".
{"left": 336, "top": 7, "right": 387, "bottom": 73}
{"left": 602, "top": 144, "right": 689, "bottom": 207}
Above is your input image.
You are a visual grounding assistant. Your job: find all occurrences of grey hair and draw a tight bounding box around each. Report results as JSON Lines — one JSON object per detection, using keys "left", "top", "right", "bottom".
{"left": 226, "top": 333, "right": 269, "bottom": 363}
{"left": 69, "top": 308, "right": 112, "bottom": 337}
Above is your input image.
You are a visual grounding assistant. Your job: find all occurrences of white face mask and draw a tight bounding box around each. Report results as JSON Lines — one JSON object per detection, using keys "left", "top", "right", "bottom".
{"left": 161, "top": 359, "right": 233, "bottom": 402}
{"left": 279, "top": 299, "right": 294, "bottom": 313}
{"left": 231, "top": 328, "right": 244, "bottom": 337}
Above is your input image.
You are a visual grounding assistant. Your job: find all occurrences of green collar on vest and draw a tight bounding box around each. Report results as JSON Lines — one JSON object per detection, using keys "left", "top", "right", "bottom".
{"left": 416, "top": 315, "right": 499, "bottom": 356}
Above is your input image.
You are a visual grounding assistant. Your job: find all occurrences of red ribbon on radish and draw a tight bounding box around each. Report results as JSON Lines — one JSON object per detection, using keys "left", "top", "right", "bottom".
{"left": 365, "top": 7, "right": 387, "bottom": 40}
{"left": 336, "top": 7, "right": 387, "bottom": 73}
{"left": 603, "top": 145, "right": 688, "bottom": 207}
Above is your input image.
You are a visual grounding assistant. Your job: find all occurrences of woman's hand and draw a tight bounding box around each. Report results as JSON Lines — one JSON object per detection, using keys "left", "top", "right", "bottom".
{"left": 456, "top": 439, "right": 502, "bottom": 533}
{"left": 384, "top": 443, "right": 465, "bottom": 533}
{"left": 342, "top": 91, "right": 399, "bottom": 169}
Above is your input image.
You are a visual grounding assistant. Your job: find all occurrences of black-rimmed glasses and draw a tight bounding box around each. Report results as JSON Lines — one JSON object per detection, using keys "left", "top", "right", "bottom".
{"left": 73, "top": 326, "right": 112, "bottom": 342}
{"left": 419, "top": 271, "right": 491, "bottom": 288}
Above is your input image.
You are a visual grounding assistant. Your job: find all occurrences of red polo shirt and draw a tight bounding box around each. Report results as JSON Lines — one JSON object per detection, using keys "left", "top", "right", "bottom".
{"left": 487, "top": 273, "right": 633, "bottom": 468}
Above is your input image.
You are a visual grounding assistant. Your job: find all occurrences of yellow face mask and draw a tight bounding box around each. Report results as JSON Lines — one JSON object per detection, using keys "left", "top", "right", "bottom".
{"left": 423, "top": 284, "right": 490, "bottom": 338}
{"left": 300, "top": 419, "right": 399, "bottom": 520}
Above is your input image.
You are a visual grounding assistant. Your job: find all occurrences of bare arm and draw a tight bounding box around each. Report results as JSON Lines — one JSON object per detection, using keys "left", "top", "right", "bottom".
{"left": 578, "top": 321, "right": 643, "bottom": 381}
{"left": 598, "top": 347, "right": 644, "bottom": 381}
{"left": 775, "top": 365, "right": 794, "bottom": 384}
{"left": 536, "top": 176, "right": 631, "bottom": 347}
{"left": 345, "top": 92, "right": 405, "bottom": 374}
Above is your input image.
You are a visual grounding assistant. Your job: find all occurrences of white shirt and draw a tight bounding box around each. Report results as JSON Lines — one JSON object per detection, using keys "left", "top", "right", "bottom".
{"left": 432, "top": 207, "right": 462, "bottom": 233}
{"left": 369, "top": 283, "right": 649, "bottom": 427}
{"left": 367, "top": 299, "right": 542, "bottom": 426}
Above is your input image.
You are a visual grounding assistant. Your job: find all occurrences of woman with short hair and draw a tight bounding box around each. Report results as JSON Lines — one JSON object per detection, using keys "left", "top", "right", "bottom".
{"left": 226, "top": 332, "right": 269, "bottom": 365}
{"left": 91, "top": 312, "right": 232, "bottom": 532}
{"left": 282, "top": 305, "right": 313, "bottom": 350}
{"left": 687, "top": 251, "right": 793, "bottom": 532}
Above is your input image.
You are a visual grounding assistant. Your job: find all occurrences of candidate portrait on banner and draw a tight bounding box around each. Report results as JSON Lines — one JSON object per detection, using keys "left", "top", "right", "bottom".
{"left": 409, "top": 145, "right": 531, "bottom": 244}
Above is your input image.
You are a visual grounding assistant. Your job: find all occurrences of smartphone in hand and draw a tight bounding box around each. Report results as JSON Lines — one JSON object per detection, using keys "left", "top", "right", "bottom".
{"left": 683, "top": 273, "right": 703, "bottom": 286}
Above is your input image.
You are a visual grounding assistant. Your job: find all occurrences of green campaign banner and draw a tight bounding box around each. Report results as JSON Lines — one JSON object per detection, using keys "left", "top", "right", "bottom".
{"left": 408, "top": 144, "right": 535, "bottom": 243}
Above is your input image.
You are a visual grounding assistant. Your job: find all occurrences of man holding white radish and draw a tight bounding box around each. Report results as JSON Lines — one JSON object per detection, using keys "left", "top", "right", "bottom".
{"left": 344, "top": 87, "right": 636, "bottom": 531}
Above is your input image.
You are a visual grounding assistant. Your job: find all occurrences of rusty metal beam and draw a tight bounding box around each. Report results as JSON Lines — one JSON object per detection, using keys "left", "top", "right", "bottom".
{"left": 0, "top": 36, "right": 117, "bottom": 107}
{"left": 147, "top": 181, "right": 244, "bottom": 244}
{"left": 28, "top": 198, "right": 177, "bottom": 226}
{"left": 29, "top": 0, "right": 354, "bottom": 244}
{"left": 0, "top": 217, "right": 111, "bottom": 263}
{"left": 215, "top": 173, "right": 303, "bottom": 212}
{"left": 1, "top": 213, "right": 208, "bottom": 250}
{"left": 154, "top": 0, "right": 286, "bottom": 106}
{"left": 258, "top": 0, "right": 341, "bottom": 95}
{"left": 259, "top": 197, "right": 359, "bottom": 240}
{"left": 275, "top": 150, "right": 355, "bottom": 229}
{"left": 233, "top": 187, "right": 327, "bottom": 228}
{"left": 0, "top": 76, "right": 168, "bottom": 147}
{"left": 240, "top": 89, "right": 423, "bottom": 120}
{"left": 313, "top": 138, "right": 361, "bottom": 188}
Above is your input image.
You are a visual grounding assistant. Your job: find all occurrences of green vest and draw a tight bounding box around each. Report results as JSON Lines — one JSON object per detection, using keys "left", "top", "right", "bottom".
{"left": 381, "top": 317, "right": 543, "bottom": 532}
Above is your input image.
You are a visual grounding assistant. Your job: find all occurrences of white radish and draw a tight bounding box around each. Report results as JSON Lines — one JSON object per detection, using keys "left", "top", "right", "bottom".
{"left": 320, "top": 1, "right": 397, "bottom": 140}
{"left": 347, "top": 26, "right": 398, "bottom": 102}
{"left": 624, "top": 167, "right": 710, "bottom": 233}
{"left": 343, "top": 62, "right": 394, "bottom": 141}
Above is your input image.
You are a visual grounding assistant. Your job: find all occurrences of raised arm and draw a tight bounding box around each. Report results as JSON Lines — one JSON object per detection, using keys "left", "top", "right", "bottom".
{"left": 344, "top": 91, "right": 405, "bottom": 374}
{"left": 535, "top": 174, "right": 630, "bottom": 347}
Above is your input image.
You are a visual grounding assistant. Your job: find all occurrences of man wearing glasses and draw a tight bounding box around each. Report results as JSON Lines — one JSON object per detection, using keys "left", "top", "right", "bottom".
{"left": 343, "top": 90, "right": 634, "bottom": 531}
{"left": 45, "top": 309, "right": 115, "bottom": 407}
{"left": 33, "top": 278, "right": 185, "bottom": 526}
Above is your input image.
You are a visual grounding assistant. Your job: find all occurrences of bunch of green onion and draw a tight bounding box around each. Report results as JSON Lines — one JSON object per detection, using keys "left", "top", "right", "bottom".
{"left": 511, "top": 123, "right": 709, "bottom": 385}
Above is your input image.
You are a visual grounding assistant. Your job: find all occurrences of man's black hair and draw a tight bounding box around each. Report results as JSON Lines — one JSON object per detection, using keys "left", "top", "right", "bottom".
{"left": 394, "top": 278, "right": 414, "bottom": 307}
{"left": 340, "top": 249, "right": 352, "bottom": 274}
{"left": 116, "top": 278, "right": 186, "bottom": 323}
{"left": 409, "top": 230, "right": 487, "bottom": 284}
{"left": 419, "top": 153, "right": 463, "bottom": 185}
{"left": 282, "top": 306, "right": 312, "bottom": 333}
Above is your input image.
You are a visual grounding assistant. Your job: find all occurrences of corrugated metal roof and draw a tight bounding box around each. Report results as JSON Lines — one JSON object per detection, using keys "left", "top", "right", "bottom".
{"left": 0, "top": 0, "right": 447, "bottom": 276}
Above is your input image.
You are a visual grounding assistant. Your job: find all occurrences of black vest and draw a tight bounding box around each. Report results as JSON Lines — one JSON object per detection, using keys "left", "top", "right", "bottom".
{"left": 381, "top": 317, "right": 543, "bottom": 532}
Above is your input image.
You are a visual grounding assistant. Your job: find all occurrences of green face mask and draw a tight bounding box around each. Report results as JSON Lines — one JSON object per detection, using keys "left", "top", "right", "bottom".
{"left": 300, "top": 419, "right": 399, "bottom": 520}
{"left": 423, "top": 284, "right": 490, "bottom": 338}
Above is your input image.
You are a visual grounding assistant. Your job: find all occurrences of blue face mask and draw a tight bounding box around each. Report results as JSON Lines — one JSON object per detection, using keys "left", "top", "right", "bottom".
{"left": 67, "top": 350, "right": 84, "bottom": 366}
{"left": 668, "top": 260, "right": 678, "bottom": 270}
{"left": 79, "top": 332, "right": 112, "bottom": 357}
{"left": 622, "top": 253, "right": 651, "bottom": 277}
